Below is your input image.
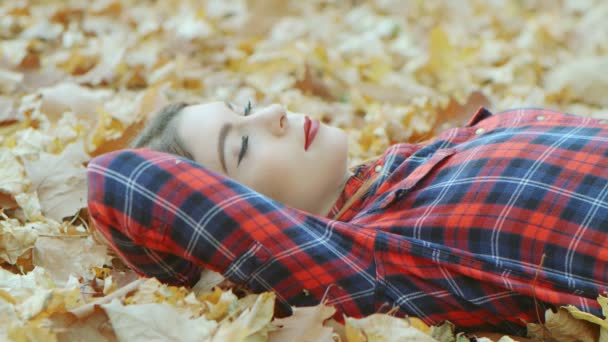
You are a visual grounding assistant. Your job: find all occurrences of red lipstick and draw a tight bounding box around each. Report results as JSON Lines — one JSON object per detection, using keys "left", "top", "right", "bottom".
{"left": 304, "top": 116, "right": 319, "bottom": 151}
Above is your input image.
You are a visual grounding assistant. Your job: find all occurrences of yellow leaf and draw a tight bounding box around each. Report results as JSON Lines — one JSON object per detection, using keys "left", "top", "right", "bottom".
{"left": 268, "top": 301, "right": 336, "bottom": 342}
{"left": 345, "top": 314, "right": 436, "bottom": 342}
{"left": 527, "top": 307, "right": 599, "bottom": 342}
{"left": 102, "top": 299, "right": 217, "bottom": 342}
{"left": 21, "top": 140, "right": 89, "bottom": 222}
{"left": 212, "top": 292, "right": 275, "bottom": 342}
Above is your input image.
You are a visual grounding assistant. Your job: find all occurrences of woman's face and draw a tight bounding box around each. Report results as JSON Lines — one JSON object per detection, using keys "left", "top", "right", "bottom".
{"left": 177, "top": 101, "right": 350, "bottom": 215}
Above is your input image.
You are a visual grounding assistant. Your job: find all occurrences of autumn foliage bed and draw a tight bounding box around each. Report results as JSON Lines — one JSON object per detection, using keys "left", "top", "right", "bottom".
{"left": 1, "top": 0, "right": 608, "bottom": 341}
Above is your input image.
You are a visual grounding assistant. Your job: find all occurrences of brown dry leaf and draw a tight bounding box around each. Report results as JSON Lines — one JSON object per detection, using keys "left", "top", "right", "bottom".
{"left": 527, "top": 307, "right": 600, "bottom": 342}
{"left": 14, "top": 192, "right": 44, "bottom": 222}
{"left": 51, "top": 307, "right": 118, "bottom": 342}
{"left": 39, "top": 82, "right": 108, "bottom": 124}
{"left": 203, "top": 288, "right": 238, "bottom": 321}
{"left": 294, "top": 64, "right": 336, "bottom": 101}
{"left": 0, "top": 192, "right": 18, "bottom": 211}
{"left": 211, "top": 292, "right": 276, "bottom": 342}
{"left": 429, "top": 321, "right": 457, "bottom": 342}
{"left": 7, "top": 321, "right": 58, "bottom": 342}
{"left": 0, "top": 218, "right": 39, "bottom": 264}
{"left": 32, "top": 236, "right": 111, "bottom": 286}
{"left": 0, "top": 149, "right": 28, "bottom": 195}
{"left": 345, "top": 314, "right": 436, "bottom": 342}
{"left": 431, "top": 91, "right": 492, "bottom": 136}
{"left": 102, "top": 299, "right": 217, "bottom": 341}
{"left": 268, "top": 301, "right": 336, "bottom": 342}
{"left": 557, "top": 295, "right": 608, "bottom": 341}
{"left": 21, "top": 140, "right": 89, "bottom": 222}
{"left": 124, "top": 278, "right": 192, "bottom": 308}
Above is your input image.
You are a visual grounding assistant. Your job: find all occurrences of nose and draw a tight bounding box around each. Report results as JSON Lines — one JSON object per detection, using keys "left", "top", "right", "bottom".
{"left": 251, "top": 104, "right": 287, "bottom": 136}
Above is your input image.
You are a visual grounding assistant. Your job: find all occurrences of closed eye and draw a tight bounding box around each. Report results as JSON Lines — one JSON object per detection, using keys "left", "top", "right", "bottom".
{"left": 237, "top": 100, "right": 253, "bottom": 166}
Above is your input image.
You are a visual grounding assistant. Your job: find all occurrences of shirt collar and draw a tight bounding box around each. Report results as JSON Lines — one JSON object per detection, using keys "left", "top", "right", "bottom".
{"left": 325, "top": 162, "right": 375, "bottom": 220}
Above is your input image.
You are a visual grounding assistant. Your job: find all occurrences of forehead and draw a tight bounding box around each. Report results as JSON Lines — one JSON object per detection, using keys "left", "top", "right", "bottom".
{"left": 178, "top": 101, "right": 231, "bottom": 172}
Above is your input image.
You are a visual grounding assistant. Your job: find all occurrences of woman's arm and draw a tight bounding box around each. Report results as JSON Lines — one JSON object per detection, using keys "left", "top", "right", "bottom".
{"left": 86, "top": 148, "right": 377, "bottom": 318}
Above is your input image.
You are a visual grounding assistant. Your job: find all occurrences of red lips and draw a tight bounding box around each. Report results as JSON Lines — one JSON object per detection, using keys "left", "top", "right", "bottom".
{"left": 304, "top": 116, "right": 319, "bottom": 151}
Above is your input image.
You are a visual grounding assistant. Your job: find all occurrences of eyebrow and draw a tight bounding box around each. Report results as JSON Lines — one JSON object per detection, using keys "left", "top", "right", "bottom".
{"left": 218, "top": 102, "right": 234, "bottom": 175}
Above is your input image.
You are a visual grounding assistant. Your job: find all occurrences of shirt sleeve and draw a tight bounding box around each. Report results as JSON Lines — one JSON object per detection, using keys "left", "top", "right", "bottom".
{"left": 86, "top": 148, "right": 378, "bottom": 318}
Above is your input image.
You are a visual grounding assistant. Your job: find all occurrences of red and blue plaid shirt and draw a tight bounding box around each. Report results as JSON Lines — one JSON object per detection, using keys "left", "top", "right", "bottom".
{"left": 87, "top": 108, "right": 608, "bottom": 336}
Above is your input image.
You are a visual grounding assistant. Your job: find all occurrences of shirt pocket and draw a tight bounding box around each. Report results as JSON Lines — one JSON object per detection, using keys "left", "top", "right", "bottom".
{"left": 373, "top": 148, "right": 455, "bottom": 212}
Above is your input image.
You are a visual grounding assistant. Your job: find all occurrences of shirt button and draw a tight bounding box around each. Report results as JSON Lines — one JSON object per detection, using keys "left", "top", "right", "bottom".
{"left": 475, "top": 127, "right": 485, "bottom": 135}
{"left": 536, "top": 115, "right": 546, "bottom": 121}
{"left": 374, "top": 164, "right": 383, "bottom": 173}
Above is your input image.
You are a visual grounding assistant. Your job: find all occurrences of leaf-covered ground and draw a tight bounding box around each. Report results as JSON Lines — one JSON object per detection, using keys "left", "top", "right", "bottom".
{"left": 1, "top": 0, "right": 607, "bottom": 341}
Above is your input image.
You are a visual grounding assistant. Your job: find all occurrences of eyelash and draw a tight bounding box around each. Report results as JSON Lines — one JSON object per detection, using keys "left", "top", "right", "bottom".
{"left": 237, "top": 101, "right": 253, "bottom": 166}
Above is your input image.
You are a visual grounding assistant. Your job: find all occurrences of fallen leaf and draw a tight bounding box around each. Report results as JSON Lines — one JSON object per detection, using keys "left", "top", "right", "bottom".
{"left": 294, "top": 64, "right": 336, "bottom": 101}
{"left": 432, "top": 91, "right": 492, "bottom": 136}
{"left": 268, "top": 301, "right": 336, "bottom": 342}
{"left": 192, "top": 269, "right": 225, "bottom": 294}
{"left": 0, "top": 149, "right": 28, "bottom": 195}
{"left": 0, "top": 218, "right": 39, "bottom": 264}
{"left": 212, "top": 292, "right": 276, "bottom": 342}
{"left": 39, "top": 82, "right": 109, "bottom": 124}
{"left": 102, "top": 299, "right": 218, "bottom": 342}
{"left": 345, "top": 314, "right": 436, "bottom": 342}
{"left": 552, "top": 295, "right": 608, "bottom": 341}
{"left": 50, "top": 306, "right": 118, "bottom": 342}
{"left": 7, "top": 320, "right": 58, "bottom": 342}
{"left": 14, "top": 192, "right": 44, "bottom": 221}
{"left": 73, "top": 35, "right": 126, "bottom": 86}
{"left": 21, "top": 140, "right": 89, "bottom": 222}
{"left": 430, "top": 321, "right": 457, "bottom": 342}
{"left": 32, "top": 236, "right": 111, "bottom": 286}
{"left": 0, "top": 192, "right": 18, "bottom": 211}
{"left": 89, "top": 83, "right": 169, "bottom": 156}
{"left": 527, "top": 306, "right": 599, "bottom": 342}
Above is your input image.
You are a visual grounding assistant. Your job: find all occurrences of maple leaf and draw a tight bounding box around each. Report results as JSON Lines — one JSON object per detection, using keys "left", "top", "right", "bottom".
{"left": 21, "top": 140, "right": 89, "bottom": 222}
{"left": 32, "top": 235, "right": 112, "bottom": 286}
{"left": 39, "top": 82, "right": 109, "bottom": 124}
{"left": 102, "top": 299, "right": 218, "bottom": 341}
{"left": 538, "top": 295, "right": 608, "bottom": 341}
{"left": 345, "top": 314, "right": 436, "bottom": 342}
{"left": 211, "top": 292, "right": 276, "bottom": 341}
{"left": 268, "top": 301, "right": 337, "bottom": 342}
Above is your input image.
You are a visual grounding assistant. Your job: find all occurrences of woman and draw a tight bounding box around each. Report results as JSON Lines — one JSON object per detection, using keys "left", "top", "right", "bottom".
{"left": 86, "top": 101, "right": 608, "bottom": 337}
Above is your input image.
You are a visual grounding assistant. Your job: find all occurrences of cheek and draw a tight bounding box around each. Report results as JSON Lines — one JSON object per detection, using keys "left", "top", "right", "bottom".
{"left": 245, "top": 150, "right": 292, "bottom": 197}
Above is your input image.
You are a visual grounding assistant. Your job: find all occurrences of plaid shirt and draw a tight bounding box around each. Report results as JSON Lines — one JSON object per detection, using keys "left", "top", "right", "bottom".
{"left": 87, "top": 108, "right": 608, "bottom": 336}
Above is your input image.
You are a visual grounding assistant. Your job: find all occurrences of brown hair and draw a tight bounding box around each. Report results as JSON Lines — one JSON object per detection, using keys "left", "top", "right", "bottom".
{"left": 129, "top": 102, "right": 193, "bottom": 157}
{"left": 129, "top": 102, "right": 380, "bottom": 221}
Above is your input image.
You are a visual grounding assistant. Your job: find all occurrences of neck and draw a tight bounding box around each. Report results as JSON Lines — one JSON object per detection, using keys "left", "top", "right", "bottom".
{"left": 311, "top": 170, "right": 353, "bottom": 217}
